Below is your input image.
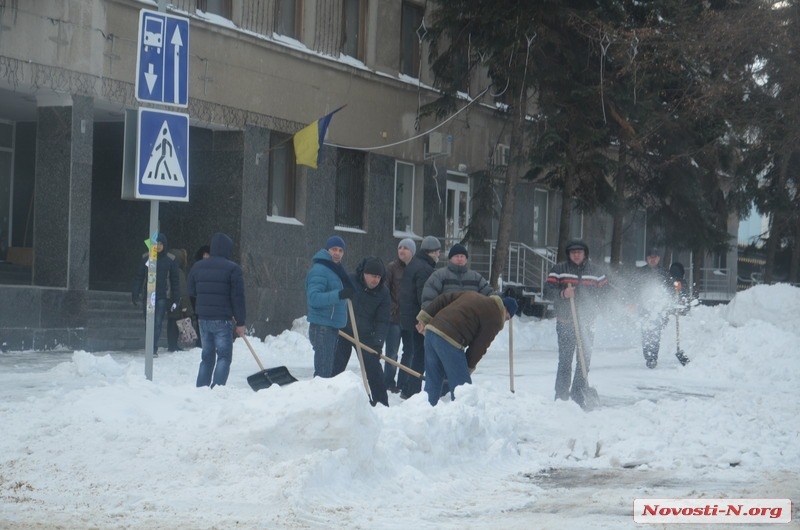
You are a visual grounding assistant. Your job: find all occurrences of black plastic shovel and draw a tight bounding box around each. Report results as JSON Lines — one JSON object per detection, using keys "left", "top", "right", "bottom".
{"left": 243, "top": 335, "right": 297, "bottom": 391}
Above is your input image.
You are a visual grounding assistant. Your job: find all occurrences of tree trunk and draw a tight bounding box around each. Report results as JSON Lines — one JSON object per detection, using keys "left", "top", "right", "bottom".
{"left": 790, "top": 216, "right": 799, "bottom": 284}
{"left": 609, "top": 146, "right": 626, "bottom": 270}
{"left": 764, "top": 213, "right": 780, "bottom": 284}
{"left": 489, "top": 116, "right": 524, "bottom": 289}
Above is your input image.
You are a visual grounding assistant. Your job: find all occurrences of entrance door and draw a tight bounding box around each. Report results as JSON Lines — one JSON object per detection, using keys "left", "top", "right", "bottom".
{"left": 445, "top": 179, "right": 469, "bottom": 242}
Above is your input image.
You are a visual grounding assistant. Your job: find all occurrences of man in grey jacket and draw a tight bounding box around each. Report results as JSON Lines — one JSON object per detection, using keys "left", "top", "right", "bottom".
{"left": 421, "top": 243, "right": 493, "bottom": 310}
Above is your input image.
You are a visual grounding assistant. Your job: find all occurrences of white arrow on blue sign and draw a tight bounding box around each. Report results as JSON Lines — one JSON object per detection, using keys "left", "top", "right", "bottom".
{"left": 135, "top": 9, "right": 189, "bottom": 107}
{"left": 136, "top": 107, "right": 189, "bottom": 201}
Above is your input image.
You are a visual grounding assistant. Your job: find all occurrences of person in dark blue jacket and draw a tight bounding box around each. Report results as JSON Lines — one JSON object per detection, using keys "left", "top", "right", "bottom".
{"left": 332, "top": 256, "right": 390, "bottom": 406}
{"left": 305, "top": 235, "right": 355, "bottom": 378}
{"left": 131, "top": 232, "right": 180, "bottom": 356}
{"left": 187, "top": 232, "right": 246, "bottom": 388}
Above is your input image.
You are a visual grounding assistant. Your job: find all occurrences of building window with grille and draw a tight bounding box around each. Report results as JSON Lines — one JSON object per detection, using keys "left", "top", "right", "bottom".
{"left": 400, "top": 2, "right": 424, "bottom": 77}
{"left": 275, "top": 0, "right": 302, "bottom": 39}
{"left": 197, "top": 0, "right": 232, "bottom": 19}
{"left": 334, "top": 149, "right": 365, "bottom": 229}
{"left": 394, "top": 161, "right": 415, "bottom": 234}
{"left": 342, "top": 0, "right": 366, "bottom": 60}
{"left": 267, "top": 133, "right": 297, "bottom": 218}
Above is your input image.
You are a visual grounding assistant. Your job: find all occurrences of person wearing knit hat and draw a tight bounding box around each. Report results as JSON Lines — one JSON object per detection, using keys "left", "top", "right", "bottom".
{"left": 330, "top": 256, "right": 391, "bottom": 406}
{"left": 382, "top": 239, "right": 416, "bottom": 393}
{"left": 397, "top": 235, "right": 441, "bottom": 399}
{"left": 398, "top": 237, "right": 416, "bottom": 255}
{"left": 415, "top": 291, "right": 514, "bottom": 406}
{"left": 448, "top": 243, "right": 468, "bottom": 260}
{"left": 420, "top": 242, "right": 493, "bottom": 310}
{"left": 325, "top": 235, "right": 346, "bottom": 251}
{"left": 420, "top": 236, "right": 441, "bottom": 252}
{"left": 306, "top": 235, "right": 354, "bottom": 378}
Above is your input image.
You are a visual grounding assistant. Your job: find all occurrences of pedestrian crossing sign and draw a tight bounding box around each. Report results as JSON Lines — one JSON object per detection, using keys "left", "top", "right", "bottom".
{"left": 136, "top": 107, "right": 189, "bottom": 201}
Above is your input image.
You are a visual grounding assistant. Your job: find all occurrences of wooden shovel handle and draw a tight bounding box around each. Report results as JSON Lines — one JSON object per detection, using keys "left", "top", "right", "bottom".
{"left": 569, "top": 296, "right": 590, "bottom": 381}
{"left": 346, "top": 299, "right": 373, "bottom": 401}
{"left": 242, "top": 335, "right": 265, "bottom": 371}
{"left": 338, "top": 330, "right": 424, "bottom": 380}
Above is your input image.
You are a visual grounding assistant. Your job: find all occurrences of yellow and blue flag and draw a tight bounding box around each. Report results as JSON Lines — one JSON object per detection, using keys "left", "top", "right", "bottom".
{"left": 293, "top": 106, "right": 345, "bottom": 169}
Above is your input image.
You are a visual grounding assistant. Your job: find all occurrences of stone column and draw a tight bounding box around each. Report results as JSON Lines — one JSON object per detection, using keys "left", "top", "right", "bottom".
{"left": 33, "top": 94, "right": 93, "bottom": 290}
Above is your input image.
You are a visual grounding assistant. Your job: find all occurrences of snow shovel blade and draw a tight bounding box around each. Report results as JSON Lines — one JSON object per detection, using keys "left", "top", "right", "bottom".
{"left": 675, "top": 349, "right": 690, "bottom": 366}
{"left": 247, "top": 366, "right": 297, "bottom": 391}
{"left": 579, "top": 386, "right": 601, "bottom": 411}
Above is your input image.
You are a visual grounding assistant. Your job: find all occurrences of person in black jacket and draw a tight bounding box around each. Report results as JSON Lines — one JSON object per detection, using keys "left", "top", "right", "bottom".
{"left": 543, "top": 239, "right": 609, "bottom": 407}
{"left": 131, "top": 232, "right": 180, "bottom": 356}
{"left": 332, "top": 256, "right": 390, "bottom": 406}
{"left": 187, "top": 232, "right": 246, "bottom": 388}
{"left": 397, "top": 235, "right": 441, "bottom": 399}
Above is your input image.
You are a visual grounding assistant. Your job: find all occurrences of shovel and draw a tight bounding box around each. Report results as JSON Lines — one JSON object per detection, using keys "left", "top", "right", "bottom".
{"left": 243, "top": 335, "right": 297, "bottom": 391}
{"left": 508, "top": 317, "right": 515, "bottom": 393}
{"left": 346, "top": 299, "right": 373, "bottom": 402}
{"left": 338, "top": 330, "right": 424, "bottom": 380}
{"left": 674, "top": 291, "right": 690, "bottom": 366}
{"left": 569, "top": 296, "right": 600, "bottom": 410}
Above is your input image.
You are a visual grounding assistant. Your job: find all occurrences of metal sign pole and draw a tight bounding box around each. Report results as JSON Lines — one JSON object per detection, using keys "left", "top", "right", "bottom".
{"left": 144, "top": 201, "right": 159, "bottom": 380}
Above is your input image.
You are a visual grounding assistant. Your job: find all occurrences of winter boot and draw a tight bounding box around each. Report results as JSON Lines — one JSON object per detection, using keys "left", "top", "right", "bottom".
{"left": 645, "top": 355, "right": 657, "bottom": 369}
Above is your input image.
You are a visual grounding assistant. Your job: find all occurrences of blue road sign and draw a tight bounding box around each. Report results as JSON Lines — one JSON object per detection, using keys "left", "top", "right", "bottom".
{"left": 135, "top": 9, "right": 189, "bottom": 107}
{"left": 136, "top": 107, "right": 189, "bottom": 201}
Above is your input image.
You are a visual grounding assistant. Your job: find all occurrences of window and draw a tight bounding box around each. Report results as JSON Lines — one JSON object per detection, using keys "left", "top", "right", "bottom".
{"left": 342, "top": 0, "right": 366, "bottom": 60}
{"left": 275, "top": 0, "right": 302, "bottom": 39}
{"left": 334, "top": 149, "right": 365, "bottom": 229}
{"left": 197, "top": 0, "right": 231, "bottom": 18}
{"left": 268, "top": 132, "right": 297, "bottom": 218}
{"left": 400, "top": 2, "right": 424, "bottom": 77}
{"left": 394, "top": 161, "right": 414, "bottom": 233}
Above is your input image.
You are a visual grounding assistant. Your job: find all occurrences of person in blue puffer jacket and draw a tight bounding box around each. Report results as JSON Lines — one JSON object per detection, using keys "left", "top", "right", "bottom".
{"left": 187, "top": 232, "right": 246, "bottom": 388}
{"left": 305, "top": 235, "right": 355, "bottom": 378}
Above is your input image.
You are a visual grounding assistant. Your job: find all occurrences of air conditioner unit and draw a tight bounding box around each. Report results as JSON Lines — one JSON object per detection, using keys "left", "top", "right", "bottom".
{"left": 425, "top": 132, "right": 452, "bottom": 157}
{"left": 493, "top": 144, "right": 510, "bottom": 166}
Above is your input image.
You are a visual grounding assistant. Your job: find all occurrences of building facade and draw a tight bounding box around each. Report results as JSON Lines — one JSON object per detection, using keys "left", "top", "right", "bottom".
{"left": 0, "top": 0, "right": 737, "bottom": 350}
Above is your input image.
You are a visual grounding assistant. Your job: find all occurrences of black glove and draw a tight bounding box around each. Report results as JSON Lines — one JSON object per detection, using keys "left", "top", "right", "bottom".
{"left": 132, "top": 293, "right": 139, "bottom": 307}
{"left": 338, "top": 287, "right": 354, "bottom": 300}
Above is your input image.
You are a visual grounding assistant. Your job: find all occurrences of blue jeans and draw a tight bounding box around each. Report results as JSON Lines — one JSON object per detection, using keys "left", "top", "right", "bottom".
{"left": 382, "top": 324, "right": 401, "bottom": 388}
{"left": 196, "top": 319, "right": 233, "bottom": 387}
{"left": 309, "top": 323, "right": 339, "bottom": 378}
{"left": 424, "top": 332, "right": 471, "bottom": 406}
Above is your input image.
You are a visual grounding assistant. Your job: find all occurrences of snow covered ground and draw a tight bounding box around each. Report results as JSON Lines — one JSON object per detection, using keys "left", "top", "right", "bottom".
{"left": 1, "top": 284, "right": 798, "bottom": 529}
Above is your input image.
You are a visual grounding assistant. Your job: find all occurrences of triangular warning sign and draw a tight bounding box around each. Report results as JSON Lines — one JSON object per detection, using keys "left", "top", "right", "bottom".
{"left": 141, "top": 121, "right": 185, "bottom": 186}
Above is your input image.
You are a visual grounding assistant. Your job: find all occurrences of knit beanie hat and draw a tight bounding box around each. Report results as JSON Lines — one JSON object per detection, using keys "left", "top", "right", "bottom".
{"left": 448, "top": 243, "right": 468, "bottom": 259}
{"left": 420, "top": 236, "right": 441, "bottom": 252}
{"left": 502, "top": 296, "right": 519, "bottom": 317}
{"left": 398, "top": 238, "right": 417, "bottom": 254}
{"left": 325, "top": 235, "right": 346, "bottom": 250}
{"left": 362, "top": 257, "right": 384, "bottom": 277}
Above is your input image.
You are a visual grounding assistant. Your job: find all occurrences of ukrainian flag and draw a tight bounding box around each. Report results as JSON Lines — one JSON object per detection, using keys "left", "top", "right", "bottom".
{"left": 293, "top": 106, "right": 345, "bottom": 169}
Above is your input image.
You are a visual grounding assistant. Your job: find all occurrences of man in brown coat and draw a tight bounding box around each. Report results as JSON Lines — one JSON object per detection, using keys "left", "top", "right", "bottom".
{"left": 415, "top": 291, "right": 518, "bottom": 405}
